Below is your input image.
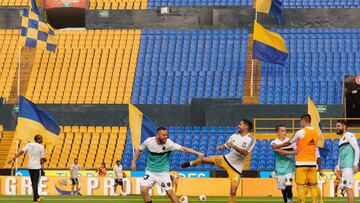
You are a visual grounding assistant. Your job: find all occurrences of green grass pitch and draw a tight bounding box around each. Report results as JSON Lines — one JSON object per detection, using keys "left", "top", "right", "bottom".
{"left": 0, "top": 196, "right": 358, "bottom": 203}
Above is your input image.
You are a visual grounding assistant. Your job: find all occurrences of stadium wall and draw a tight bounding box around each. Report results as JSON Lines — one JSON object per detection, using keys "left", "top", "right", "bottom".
{"left": 86, "top": 8, "right": 360, "bottom": 29}
{"left": 0, "top": 104, "right": 343, "bottom": 130}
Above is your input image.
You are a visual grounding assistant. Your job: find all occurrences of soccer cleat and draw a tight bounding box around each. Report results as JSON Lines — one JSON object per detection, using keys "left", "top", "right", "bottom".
{"left": 181, "top": 162, "right": 191, "bottom": 168}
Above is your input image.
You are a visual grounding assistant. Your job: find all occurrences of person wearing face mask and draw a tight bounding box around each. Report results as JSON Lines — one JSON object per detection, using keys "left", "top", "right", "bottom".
{"left": 335, "top": 120, "right": 359, "bottom": 203}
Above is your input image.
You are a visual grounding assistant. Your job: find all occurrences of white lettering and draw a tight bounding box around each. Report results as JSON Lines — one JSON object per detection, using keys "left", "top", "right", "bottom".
{"left": 39, "top": 177, "right": 48, "bottom": 195}
{"left": 329, "top": 180, "right": 335, "bottom": 197}
{"left": 104, "top": 178, "right": 114, "bottom": 196}
{"left": 21, "top": 177, "right": 32, "bottom": 195}
{"left": 87, "top": 177, "right": 99, "bottom": 195}
{"left": 123, "top": 178, "right": 131, "bottom": 195}
{"left": 5, "top": 177, "right": 16, "bottom": 195}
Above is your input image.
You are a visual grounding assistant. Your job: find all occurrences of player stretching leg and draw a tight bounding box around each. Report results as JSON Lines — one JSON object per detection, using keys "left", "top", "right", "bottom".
{"left": 181, "top": 119, "right": 256, "bottom": 203}
{"left": 271, "top": 125, "right": 297, "bottom": 203}
{"left": 273, "top": 114, "right": 319, "bottom": 203}
{"left": 335, "top": 120, "right": 359, "bottom": 203}
{"left": 132, "top": 127, "right": 204, "bottom": 203}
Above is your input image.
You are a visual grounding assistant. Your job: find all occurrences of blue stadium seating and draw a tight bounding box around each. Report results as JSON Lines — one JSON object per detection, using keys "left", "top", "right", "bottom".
{"left": 260, "top": 28, "right": 360, "bottom": 104}
{"left": 132, "top": 29, "right": 248, "bottom": 104}
{"left": 147, "top": 0, "right": 360, "bottom": 8}
{"left": 122, "top": 126, "right": 238, "bottom": 170}
{"left": 147, "top": 0, "right": 253, "bottom": 8}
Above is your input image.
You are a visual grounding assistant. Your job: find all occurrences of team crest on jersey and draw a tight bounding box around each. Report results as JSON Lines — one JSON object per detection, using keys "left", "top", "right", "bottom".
{"left": 242, "top": 142, "right": 247, "bottom": 148}
{"left": 162, "top": 146, "right": 166, "bottom": 150}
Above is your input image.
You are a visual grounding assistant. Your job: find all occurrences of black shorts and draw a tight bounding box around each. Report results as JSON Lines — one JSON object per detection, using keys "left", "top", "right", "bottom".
{"left": 114, "top": 179, "right": 123, "bottom": 186}
{"left": 71, "top": 178, "right": 79, "bottom": 185}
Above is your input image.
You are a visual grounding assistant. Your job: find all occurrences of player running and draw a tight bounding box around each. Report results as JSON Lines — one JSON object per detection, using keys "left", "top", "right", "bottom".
{"left": 272, "top": 114, "right": 319, "bottom": 203}
{"left": 131, "top": 127, "right": 204, "bottom": 203}
{"left": 113, "top": 160, "right": 125, "bottom": 196}
{"left": 70, "top": 158, "right": 81, "bottom": 195}
{"left": 271, "top": 125, "right": 297, "bottom": 203}
{"left": 181, "top": 119, "right": 256, "bottom": 203}
{"left": 335, "top": 120, "right": 359, "bottom": 203}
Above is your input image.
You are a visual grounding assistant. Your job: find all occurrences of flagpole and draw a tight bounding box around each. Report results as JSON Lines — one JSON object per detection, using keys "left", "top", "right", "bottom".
{"left": 15, "top": 47, "right": 22, "bottom": 173}
{"left": 17, "top": 47, "right": 21, "bottom": 97}
{"left": 251, "top": 12, "right": 258, "bottom": 97}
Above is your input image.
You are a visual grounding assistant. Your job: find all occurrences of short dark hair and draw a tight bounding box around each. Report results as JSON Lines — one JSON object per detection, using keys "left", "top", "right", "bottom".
{"left": 34, "top": 134, "right": 42, "bottom": 142}
{"left": 74, "top": 158, "right": 78, "bottom": 161}
{"left": 275, "top": 125, "right": 286, "bottom": 132}
{"left": 337, "top": 120, "right": 348, "bottom": 128}
{"left": 156, "top": 127, "right": 167, "bottom": 132}
{"left": 241, "top": 119, "right": 253, "bottom": 132}
{"left": 102, "top": 162, "right": 106, "bottom": 166}
{"left": 301, "top": 114, "right": 311, "bottom": 123}
{"left": 116, "top": 160, "right": 121, "bottom": 164}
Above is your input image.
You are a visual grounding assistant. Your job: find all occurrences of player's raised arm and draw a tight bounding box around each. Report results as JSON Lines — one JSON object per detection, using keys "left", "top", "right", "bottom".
{"left": 179, "top": 147, "right": 204, "bottom": 157}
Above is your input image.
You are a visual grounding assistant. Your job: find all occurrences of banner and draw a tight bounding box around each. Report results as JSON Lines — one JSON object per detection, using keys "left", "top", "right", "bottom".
{"left": 15, "top": 170, "right": 209, "bottom": 178}
{"left": 44, "top": 0, "right": 87, "bottom": 9}
{"left": 1, "top": 176, "right": 360, "bottom": 197}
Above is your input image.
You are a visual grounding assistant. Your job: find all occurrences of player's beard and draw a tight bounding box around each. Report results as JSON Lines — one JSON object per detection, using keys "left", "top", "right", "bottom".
{"left": 336, "top": 129, "right": 343, "bottom": 135}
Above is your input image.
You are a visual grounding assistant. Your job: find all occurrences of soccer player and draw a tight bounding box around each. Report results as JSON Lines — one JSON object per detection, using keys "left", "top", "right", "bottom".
{"left": 335, "top": 120, "right": 359, "bottom": 203}
{"left": 272, "top": 114, "right": 319, "bottom": 203}
{"left": 96, "top": 162, "right": 107, "bottom": 176}
{"left": 70, "top": 158, "right": 81, "bottom": 195}
{"left": 271, "top": 125, "right": 297, "bottom": 203}
{"left": 131, "top": 127, "right": 204, "bottom": 203}
{"left": 8, "top": 135, "right": 47, "bottom": 203}
{"left": 113, "top": 160, "right": 125, "bottom": 196}
{"left": 181, "top": 119, "right": 256, "bottom": 203}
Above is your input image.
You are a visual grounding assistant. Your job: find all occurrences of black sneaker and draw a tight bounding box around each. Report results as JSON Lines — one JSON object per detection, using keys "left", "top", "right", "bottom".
{"left": 181, "top": 162, "right": 191, "bottom": 168}
{"left": 77, "top": 192, "right": 82, "bottom": 196}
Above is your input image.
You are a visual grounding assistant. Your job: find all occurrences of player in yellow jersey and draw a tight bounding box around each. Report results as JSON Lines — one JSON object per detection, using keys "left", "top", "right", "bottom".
{"left": 273, "top": 114, "right": 319, "bottom": 203}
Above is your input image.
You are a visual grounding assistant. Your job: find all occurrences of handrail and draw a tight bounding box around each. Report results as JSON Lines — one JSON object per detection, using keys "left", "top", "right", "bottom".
{"left": 253, "top": 118, "right": 360, "bottom": 134}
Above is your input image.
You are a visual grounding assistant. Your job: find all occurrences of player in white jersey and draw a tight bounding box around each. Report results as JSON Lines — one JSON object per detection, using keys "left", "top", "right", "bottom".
{"left": 335, "top": 120, "right": 359, "bottom": 203}
{"left": 113, "top": 160, "right": 125, "bottom": 196}
{"left": 70, "top": 158, "right": 81, "bottom": 195}
{"left": 8, "top": 135, "right": 47, "bottom": 203}
{"left": 181, "top": 119, "right": 256, "bottom": 203}
{"left": 132, "top": 127, "right": 204, "bottom": 203}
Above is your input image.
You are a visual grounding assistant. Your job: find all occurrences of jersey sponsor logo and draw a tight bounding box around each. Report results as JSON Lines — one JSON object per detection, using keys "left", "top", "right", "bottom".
{"left": 308, "top": 139, "right": 316, "bottom": 145}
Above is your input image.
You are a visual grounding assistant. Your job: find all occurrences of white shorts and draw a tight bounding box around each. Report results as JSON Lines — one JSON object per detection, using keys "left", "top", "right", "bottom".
{"left": 277, "top": 173, "right": 294, "bottom": 190}
{"left": 340, "top": 168, "right": 354, "bottom": 189}
{"left": 140, "top": 171, "right": 173, "bottom": 191}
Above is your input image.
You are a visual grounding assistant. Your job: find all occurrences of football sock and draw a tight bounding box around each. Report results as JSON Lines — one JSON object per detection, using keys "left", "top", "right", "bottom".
{"left": 317, "top": 186, "right": 323, "bottom": 203}
{"left": 285, "top": 186, "right": 293, "bottom": 202}
{"left": 145, "top": 201, "right": 152, "bottom": 203}
{"left": 190, "top": 158, "right": 202, "bottom": 166}
{"left": 297, "top": 185, "right": 306, "bottom": 203}
{"left": 281, "top": 189, "right": 287, "bottom": 203}
{"left": 228, "top": 197, "right": 236, "bottom": 203}
{"left": 309, "top": 185, "right": 319, "bottom": 203}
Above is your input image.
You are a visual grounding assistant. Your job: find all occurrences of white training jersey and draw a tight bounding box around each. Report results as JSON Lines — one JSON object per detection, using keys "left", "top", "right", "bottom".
{"left": 114, "top": 165, "right": 123, "bottom": 179}
{"left": 224, "top": 133, "right": 256, "bottom": 174}
{"left": 22, "top": 142, "right": 45, "bottom": 170}
{"left": 70, "top": 164, "right": 79, "bottom": 178}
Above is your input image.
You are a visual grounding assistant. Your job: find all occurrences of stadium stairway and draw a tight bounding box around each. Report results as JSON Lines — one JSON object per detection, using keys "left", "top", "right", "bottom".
{"left": 0, "top": 131, "right": 15, "bottom": 168}
{"left": 8, "top": 48, "right": 36, "bottom": 103}
{"left": 242, "top": 34, "right": 261, "bottom": 104}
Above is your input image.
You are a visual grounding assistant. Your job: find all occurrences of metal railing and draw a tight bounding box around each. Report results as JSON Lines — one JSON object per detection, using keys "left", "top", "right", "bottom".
{"left": 253, "top": 118, "right": 360, "bottom": 134}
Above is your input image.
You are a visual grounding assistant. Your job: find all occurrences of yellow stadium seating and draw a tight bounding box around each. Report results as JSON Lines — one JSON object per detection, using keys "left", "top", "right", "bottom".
{"left": 0, "top": 30, "right": 21, "bottom": 102}
{"left": 5, "top": 126, "right": 127, "bottom": 169}
{"left": 88, "top": 0, "right": 147, "bottom": 10}
{"left": 0, "top": 0, "right": 29, "bottom": 6}
{"left": 25, "top": 29, "right": 140, "bottom": 104}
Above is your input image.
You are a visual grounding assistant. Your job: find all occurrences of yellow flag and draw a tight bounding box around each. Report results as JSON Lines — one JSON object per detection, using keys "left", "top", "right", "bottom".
{"left": 308, "top": 97, "right": 324, "bottom": 148}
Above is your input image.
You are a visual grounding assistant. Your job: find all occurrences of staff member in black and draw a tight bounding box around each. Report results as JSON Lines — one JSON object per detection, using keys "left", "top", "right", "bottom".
{"left": 9, "top": 134, "right": 47, "bottom": 203}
